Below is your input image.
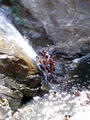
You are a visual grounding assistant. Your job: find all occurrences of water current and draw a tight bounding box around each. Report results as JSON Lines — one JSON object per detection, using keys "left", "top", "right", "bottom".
{"left": 11, "top": 60, "right": 90, "bottom": 120}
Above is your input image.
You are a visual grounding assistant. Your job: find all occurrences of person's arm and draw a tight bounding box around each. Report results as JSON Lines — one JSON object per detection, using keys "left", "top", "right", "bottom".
{"left": 40, "top": 50, "right": 44, "bottom": 55}
{"left": 47, "top": 44, "right": 50, "bottom": 52}
{"left": 52, "top": 55, "right": 56, "bottom": 59}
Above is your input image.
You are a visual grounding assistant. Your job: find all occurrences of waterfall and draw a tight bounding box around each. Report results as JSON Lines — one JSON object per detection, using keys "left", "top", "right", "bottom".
{"left": 0, "top": 8, "right": 37, "bottom": 62}
{"left": 0, "top": 8, "right": 53, "bottom": 86}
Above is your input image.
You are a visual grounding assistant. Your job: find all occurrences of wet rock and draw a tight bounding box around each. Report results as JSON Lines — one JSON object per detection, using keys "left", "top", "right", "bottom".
{"left": 20, "top": 0, "right": 90, "bottom": 46}
{"left": 0, "top": 55, "right": 42, "bottom": 108}
{"left": 67, "top": 37, "right": 90, "bottom": 56}
{"left": 0, "top": 84, "right": 22, "bottom": 111}
{"left": 21, "top": 87, "right": 39, "bottom": 97}
{"left": 0, "top": 54, "right": 42, "bottom": 113}
{"left": 0, "top": 3, "right": 53, "bottom": 49}
{"left": 0, "top": 96, "right": 12, "bottom": 120}
{"left": 73, "top": 53, "right": 90, "bottom": 64}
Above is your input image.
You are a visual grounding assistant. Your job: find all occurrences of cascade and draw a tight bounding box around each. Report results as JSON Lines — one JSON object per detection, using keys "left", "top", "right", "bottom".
{"left": 0, "top": 8, "right": 38, "bottom": 73}
{"left": 0, "top": 8, "right": 37, "bottom": 60}
{"left": 0, "top": 8, "right": 51, "bottom": 85}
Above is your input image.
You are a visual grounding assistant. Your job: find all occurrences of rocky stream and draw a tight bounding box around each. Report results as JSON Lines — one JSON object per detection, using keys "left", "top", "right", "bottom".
{"left": 0, "top": 0, "right": 90, "bottom": 120}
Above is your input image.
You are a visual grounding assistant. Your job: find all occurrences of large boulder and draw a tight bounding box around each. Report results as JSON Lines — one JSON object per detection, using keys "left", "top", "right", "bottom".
{"left": 0, "top": 54, "right": 41, "bottom": 111}
{"left": 20, "top": 0, "right": 90, "bottom": 46}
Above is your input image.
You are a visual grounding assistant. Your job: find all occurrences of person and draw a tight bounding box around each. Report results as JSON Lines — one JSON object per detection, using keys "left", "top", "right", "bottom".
{"left": 86, "top": 93, "right": 90, "bottom": 99}
{"left": 36, "top": 56, "right": 48, "bottom": 74}
{"left": 37, "top": 45, "right": 56, "bottom": 76}
{"left": 40, "top": 44, "right": 50, "bottom": 57}
{"left": 84, "top": 99, "right": 90, "bottom": 104}
{"left": 52, "top": 91, "right": 56, "bottom": 97}
{"left": 48, "top": 55, "right": 55, "bottom": 76}
{"left": 63, "top": 115, "right": 71, "bottom": 120}
{"left": 43, "top": 55, "right": 49, "bottom": 69}
{"left": 84, "top": 93, "right": 90, "bottom": 104}
{"left": 73, "top": 90, "right": 81, "bottom": 96}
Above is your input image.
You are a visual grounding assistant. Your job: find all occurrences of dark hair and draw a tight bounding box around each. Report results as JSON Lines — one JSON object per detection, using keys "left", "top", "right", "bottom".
{"left": 50, "top": 54, "right": 53, "bottom": 57}
{"left": 54, "top": 91, "right": 56, "bottom": 94}
{"left": 68, "top": 115, "right": 71, "bottom": 118}
{"left": 46, "top": 55, "right": 48, "bottom": 58}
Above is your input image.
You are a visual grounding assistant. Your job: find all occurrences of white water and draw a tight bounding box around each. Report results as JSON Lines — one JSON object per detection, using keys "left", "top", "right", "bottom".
{"left": 0, "top": 8, "right": 37, "bottom": 61}
{"left": 9, "top": 89, "right": 90, "bottom": 120}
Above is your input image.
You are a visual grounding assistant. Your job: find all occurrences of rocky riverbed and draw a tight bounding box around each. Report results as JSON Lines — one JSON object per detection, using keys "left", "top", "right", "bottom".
{"left": 0, "top": 0, "right": 90, "bottom": 120}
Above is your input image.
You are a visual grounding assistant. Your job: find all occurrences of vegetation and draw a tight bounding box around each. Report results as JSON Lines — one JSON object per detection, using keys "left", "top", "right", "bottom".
{"left": 1, "top": 0, "right": 25, "bottom": 25}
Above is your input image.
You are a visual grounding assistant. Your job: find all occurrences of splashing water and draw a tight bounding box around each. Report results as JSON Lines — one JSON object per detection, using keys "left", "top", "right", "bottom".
{"left": 9, "top": 89, "right": 90, "bottom": 120}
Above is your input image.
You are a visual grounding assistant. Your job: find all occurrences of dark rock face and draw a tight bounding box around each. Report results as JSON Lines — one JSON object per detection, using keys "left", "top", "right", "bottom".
{"left": 13, "top": 6, "right": 52, "bottom": 49}
{"left": 0, "top": 56, "right": 41, "bottom": 111}
{"left": 20, "top": 0, "right": 90, "bottom": 46}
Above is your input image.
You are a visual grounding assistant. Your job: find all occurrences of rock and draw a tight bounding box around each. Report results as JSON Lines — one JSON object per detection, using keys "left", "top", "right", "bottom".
{"left": 73, "top": 53, "right": 90, "bottom": 64}
{"left": 20, "top": 0, "right": 90, "bottom": 46}
{"left": 0, "top": 96, "right": 12, "bottom": 120}
{"left": 0, "top": 84, "right": 22, "bottom": 111}
{"left": 66, "top": 37, "right": 90, "bottom": 56}
{"left": 0, "top": 53, "right": 42, "bottom": 109}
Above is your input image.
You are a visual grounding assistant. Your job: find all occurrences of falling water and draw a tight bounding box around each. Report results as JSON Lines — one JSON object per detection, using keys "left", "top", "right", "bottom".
{"left": 0, "top": 8, "right": 37, "bottom": 61}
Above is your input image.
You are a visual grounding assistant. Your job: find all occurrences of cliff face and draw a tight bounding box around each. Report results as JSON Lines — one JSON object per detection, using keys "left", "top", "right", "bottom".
{"left": 20, "top": 0, "right": 90, "bottom": 46}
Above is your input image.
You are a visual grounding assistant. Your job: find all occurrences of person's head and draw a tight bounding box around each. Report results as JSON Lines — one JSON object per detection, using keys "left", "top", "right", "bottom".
{"left": 54, "top": 91, "right": 56, "bottom": 94}
{"left": 64, "top": 115, "right": 67, "bottom": 118}
{"left": 68, "top": 115, "right": 71, "bottom": 118}
{"left": 36, "top": 56, "right": 39, "bottom": 58}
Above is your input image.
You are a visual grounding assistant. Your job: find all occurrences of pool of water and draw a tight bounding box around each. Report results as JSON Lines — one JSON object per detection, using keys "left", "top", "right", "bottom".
{"left": 11, "top": 88, "right": 90, "bottom": 120}
{"left": 71, "top": 60, "right": 90, "bottom": 90}
{"left": 8, "top": 59, "right": 90, "bottom": 120}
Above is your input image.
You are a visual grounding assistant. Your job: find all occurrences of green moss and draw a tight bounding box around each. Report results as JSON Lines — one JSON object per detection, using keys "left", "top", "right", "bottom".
{"left": 9, "top": 0, "right": 14, "bottom": 3}
{"left": 2, "top": 0, "right": 25, "bottom": 26}
{"left": 86, "top": 0, "right": 90, "bottom": 2}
